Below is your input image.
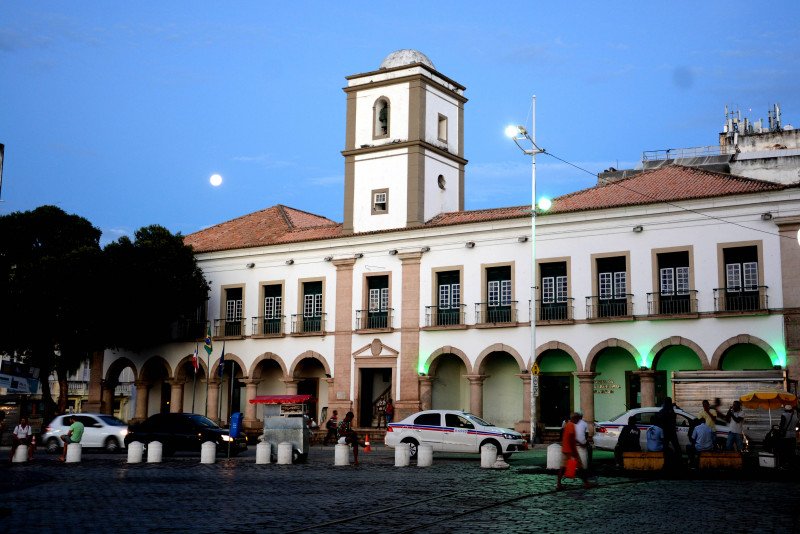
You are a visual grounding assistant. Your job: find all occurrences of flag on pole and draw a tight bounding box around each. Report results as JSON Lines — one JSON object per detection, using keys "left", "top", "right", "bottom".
{"left": 218, "top": 341, "right": 226, "bottom": 377}
{"left": 192, "top": 344, "right": 199, "bottom": 371}
{"left": 204, "top": 325, "right": 213, "bottom": 356}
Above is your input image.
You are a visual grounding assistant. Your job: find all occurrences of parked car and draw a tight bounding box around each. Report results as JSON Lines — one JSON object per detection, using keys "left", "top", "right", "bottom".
{"left": 593, "top": 406, "right": 734, "bottom": 451}
{"left": 124, "top": 413, "right": 248, "bottom": 456}
{"left": 43, "top": 413, "right": 128, "bottom": 453}
{"left": 385, "top": 410, "right": 526, "bottom": 459}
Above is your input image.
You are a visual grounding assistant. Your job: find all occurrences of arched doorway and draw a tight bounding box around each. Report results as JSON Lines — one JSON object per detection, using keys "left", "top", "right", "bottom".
{"left": 537, "top": 349, "right": 578, "bottom": 428}
{"left": 654, "top": 346, "right": 703, "bottom": 399}
{"left": 140, "top": 357, "right": 171, "bottom": 417}
{"left": 294, "top": 357, "right": 328, "bottom": 424}
{"left": 720, "top": 344, "right": 773, "bottom": 370}
{"left": 218, "top": 359, "right": 245, "bottom": 425}
{"left": 480, "top": 351, "right": 522, "bottom": 429}
{"left": 592, "top": 347, "right": 638, "bottom": 422}
{"left": 430, "top": 353, "right": 469, "bottom": 411}
{"left": 103, "top": 359, "right": 136, "bottom": 421}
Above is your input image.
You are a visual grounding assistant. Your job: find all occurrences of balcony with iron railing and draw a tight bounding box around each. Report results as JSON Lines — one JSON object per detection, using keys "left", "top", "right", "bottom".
{"left": 355, "top": 309, "right": 395, "bottom": 331}
{"left": 647, "top": 291, "right": 699, "bottom": 315}
{"left": 475, "top": 302, "right": 518, "bottom": 326}
{"left": 291, "top": 313, "right": 327, "bottom": 335}
{"left": 424, "top": 305, "right": 467, "bottom": 328}
{"left": 713, "top": 286, "right": 769, "bottom": 313}
{"left": 536, "top": 298, "right": 575, "bottom": 323}
{"left": 214, "top": 318, "right": 246, "bottom": 338}
{"left": 171, "top": 319, "right": 208, "bottom": 341}
{"left": 251, "top": 316, "right": 285, "bottom": 337}
{"left": 586, "top": 294, "right": 634, "bottom": 320}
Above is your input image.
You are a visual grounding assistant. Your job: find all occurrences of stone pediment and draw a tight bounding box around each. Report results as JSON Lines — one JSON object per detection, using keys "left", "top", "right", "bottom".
{"left": 353, "top": 338, "right": 399, "bottom": 358}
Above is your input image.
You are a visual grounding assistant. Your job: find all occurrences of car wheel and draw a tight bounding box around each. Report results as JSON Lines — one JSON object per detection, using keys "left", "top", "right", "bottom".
{"left": 46, "top": 438, "right": 61, "bottom": 454}
{"left": 104, "top": 437, "right": 121, "bottom": 453}
{"left": 401, "top": 438, "right": 419, "bottom": 459}
{"left": 503, "top": 452, "right": 513, "bottom": 461}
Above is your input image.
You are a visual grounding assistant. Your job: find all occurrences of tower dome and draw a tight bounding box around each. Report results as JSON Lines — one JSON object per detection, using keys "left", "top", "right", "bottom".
{"left": 379, "top": 49, "right": 435, "bottom": 70}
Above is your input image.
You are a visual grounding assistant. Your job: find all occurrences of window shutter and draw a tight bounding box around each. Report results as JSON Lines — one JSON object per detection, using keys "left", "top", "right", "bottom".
{"left": 439, "top": 284, "right": 451, "bottom": 309}
{"left": 500, "top": 280, "right": 512, "bottom": 306}
{"left": 542, "top": 277, "right": 554, "bottom": 304}
{"left": 676, "top": 267, "right": 689, "bottom": 295}
{"left": 452, "top": 283, "right": 460, "bottom": 308}
{"left": 614, "top": 272, "right": 627, "bottom": 298}
{"left": 726, "top": 263, "right": 741, "bottom": 291}
{"left": 380, "top": 287, "right": 389, "bottom": 311}
{"left": 314, "top": 293, "right": 323, "bottom": 316}
{"left": 743, "top": 262, "right": 758, "bottom": 291}
{"left": 556, "top": 276, "right": 568, "bottom": 303}
{"left": 660, "top": 268, "right": 674, "bottom": 296}
{"left": 369, "top": 288, "right": 380, "bottom": 311}
{"left": 599, "top": 272, "right": 612, "bottom": 300}
{"left": 488, "top": 280, "right": 500, "bottom": 306}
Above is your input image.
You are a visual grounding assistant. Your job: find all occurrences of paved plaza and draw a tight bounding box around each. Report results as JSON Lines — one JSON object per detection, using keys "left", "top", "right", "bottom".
{"left": 2, "top": 445, "right": 799, "bottom": 533}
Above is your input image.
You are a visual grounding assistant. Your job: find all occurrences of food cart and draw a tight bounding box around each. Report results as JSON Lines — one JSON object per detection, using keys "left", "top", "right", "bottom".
{"left": 249, "top": 394, "right": 314, "bottom": 463}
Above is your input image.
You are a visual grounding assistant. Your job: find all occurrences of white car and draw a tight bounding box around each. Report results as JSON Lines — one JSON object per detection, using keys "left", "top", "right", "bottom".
{"left": 43, "top": 413, "right": 128, "bottom": 453}
{"left": 593, "top": 407, "right": 732, "bottom": 451}
{"left": 385, "top": 410, "right": 526, "bottom": 459}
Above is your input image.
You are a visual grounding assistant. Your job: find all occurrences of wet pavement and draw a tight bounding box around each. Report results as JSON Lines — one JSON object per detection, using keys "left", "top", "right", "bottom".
{"left": 2, "top": 445, "right": 799, "bottom": 533}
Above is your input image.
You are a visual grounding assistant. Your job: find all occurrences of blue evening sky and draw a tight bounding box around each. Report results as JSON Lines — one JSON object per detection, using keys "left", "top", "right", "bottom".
{"left": 1, "top": 2, "right": 798, "bottom": 243}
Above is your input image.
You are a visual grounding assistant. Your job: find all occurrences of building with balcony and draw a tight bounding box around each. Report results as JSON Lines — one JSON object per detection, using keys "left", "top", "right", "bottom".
{"left": 98, "top": 50, "right": 800, "bottom": 437}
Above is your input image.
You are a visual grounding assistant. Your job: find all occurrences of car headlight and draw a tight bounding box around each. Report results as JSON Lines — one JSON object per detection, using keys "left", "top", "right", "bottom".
{"left": 221, "top": 434, "right": 233, "bottom": 442}
{"left": 502, "top": 433, "right": 520, "bottom": 440}
{"left": 121, "top": 430, "right": 128, "bottom": 436}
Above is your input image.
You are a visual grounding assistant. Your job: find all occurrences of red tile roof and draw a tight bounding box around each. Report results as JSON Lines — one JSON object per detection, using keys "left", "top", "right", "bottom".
{"left": 547, "top": 165, "right": 786, "bottom": 214}
{"left": 184, "top": 165, "right": 790, "bottom": 253}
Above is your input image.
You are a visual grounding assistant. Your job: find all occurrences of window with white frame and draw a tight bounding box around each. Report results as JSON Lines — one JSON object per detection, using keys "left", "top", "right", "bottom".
{"left": 723, "top": 245, "right": 759, "bottom": 292}
{"left": 486, "top": 266, "right": 512, "bottom": 306}
{"left": 542, "top": 275, "right": 568, "bottom": 303}
{"left": 372, "top": 189, "right": 388, "bottom": 214}
{"left": 437, "top": 271, "right": 460, "bottom": 309}
{"left": 226, "top": 288, "right": 243, "bottom": 321}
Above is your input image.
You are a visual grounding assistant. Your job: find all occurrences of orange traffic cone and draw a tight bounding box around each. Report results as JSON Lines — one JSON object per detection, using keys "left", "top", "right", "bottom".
{"left": 363, "top": 434, "right": 372, "bottom": 453}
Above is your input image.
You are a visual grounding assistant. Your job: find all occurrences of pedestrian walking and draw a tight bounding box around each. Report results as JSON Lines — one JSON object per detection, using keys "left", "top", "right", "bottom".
{"left": 725, "top": 400, "right": 745, "bottom": 452}
{"left": 556, "top": 413, "right": 594, "bottom": 491}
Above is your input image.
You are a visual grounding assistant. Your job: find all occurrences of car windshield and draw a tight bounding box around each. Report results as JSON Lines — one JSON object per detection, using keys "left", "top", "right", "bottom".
{"left": 98, "top": 415, "right": 127, "bottom": 426}
{"left": 466, "top": 414, "right": 493, "bottom": 427}
{"left": 189, "top": 414, "right": 220, "bottom": 428}
{"left": 609, "top": 411, "right": 631, "bottom": 422}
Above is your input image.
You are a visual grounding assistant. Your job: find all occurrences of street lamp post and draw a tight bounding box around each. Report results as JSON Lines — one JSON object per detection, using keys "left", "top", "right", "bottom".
{"left": 506, "top": 96, "right": 545, "bottom": 444}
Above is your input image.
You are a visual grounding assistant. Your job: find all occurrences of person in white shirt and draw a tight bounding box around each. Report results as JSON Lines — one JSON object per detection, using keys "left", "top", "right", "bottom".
{"left": 724, "top": 400, "right": 745, "bottom": 452}
{"left": 10, "top": 416, "right": 33, "bottom": 461}
{"left": 574, "top": 412, "right": 592, "bottom": 468}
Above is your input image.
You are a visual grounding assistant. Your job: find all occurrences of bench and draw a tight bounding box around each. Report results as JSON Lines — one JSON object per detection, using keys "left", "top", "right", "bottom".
{"left": 622, "top": 451, "right": 664, "bottom": 470}
{"left": 698, "top": 451, "right": 743, "bottom": 469}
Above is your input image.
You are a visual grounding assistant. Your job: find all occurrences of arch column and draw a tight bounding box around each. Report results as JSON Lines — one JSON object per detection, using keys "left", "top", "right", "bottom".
{"left": 418, "top": 376, "right": 434, "bottom": 411}
{"left": 133, "top": 380, "right": 149, "bottom": 423}
{"left": 167, "top": 379, "right": 186, "bottom": 413}
{"left": 636, "top": 370, "right": 656, "bottom": 407}
{"left": 207, "top": 378, "right": 221, "bottom": 424}
{"left": 101, "top": 381, "right": 114, "bottom": 415}
{"left": 465, "top": 374, "right": 486, "bottom": 417}
{"left": 515, "top": 373, "right": 532, "bottom": 435}
{"left": 242, "top": 378, "right": 261, "bottom": 430}
{"left": 574, "top": 372, "right": 598, "bottom": 428}
{"left": 283, "top": 378, "right": 299, "bottom": 395}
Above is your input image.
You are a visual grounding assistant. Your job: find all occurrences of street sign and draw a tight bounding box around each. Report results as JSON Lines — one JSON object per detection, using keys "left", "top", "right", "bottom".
{"left": 531, "top": 362, "right": 540, "bottom": 375}
{"left": 531, "top": 375, "right": 540, "bottom": 396}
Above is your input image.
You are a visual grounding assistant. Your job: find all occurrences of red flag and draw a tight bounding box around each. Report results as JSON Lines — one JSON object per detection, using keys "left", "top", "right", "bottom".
{"left": 192, "top": 346, "right": 199, "bottom": 371}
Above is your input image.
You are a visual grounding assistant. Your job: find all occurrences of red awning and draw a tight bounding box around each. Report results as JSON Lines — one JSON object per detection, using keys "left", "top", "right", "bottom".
{"left": 248, "top": 394, "right": 315, "bottom": 405}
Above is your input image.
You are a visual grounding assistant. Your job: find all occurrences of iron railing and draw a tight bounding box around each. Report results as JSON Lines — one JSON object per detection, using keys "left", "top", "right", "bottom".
{"left": 291, "top": 313, "right": 327, "bottom": 334}
{"left": 586, "top": 294, "right": 634, "bottom": 319}
{"left": 475, "top": 302, "right": 518, "bottom": 324}
{"left": 355, "top": 309, "right": 394, "bottom": 330}
{"left": 425, "top": 305, "right": 467, "bottom": 327}
{"left": 713, "top": 286, "right": 768, "bottom": 312}
{"left": 536, "top": 298, "right": 575, "bottom": 321}
{"left": 251, "top": 315, "right": 285, "bottom": 336}
{"left": 647, "top": 291, "right": 698, "bottom": 315}
{"left": 214, "top": 318, "right": 246, "bottom": 337}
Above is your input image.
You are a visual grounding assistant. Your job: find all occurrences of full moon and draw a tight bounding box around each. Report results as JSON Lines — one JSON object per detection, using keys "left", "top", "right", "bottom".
{"left": 210, "top": 174, "right": 223, "bottom": 187}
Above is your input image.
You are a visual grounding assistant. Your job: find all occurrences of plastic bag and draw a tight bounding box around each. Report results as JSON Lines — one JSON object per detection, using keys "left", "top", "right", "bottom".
{"left": 565, "top": 457, "right": 578, "bottom": 478}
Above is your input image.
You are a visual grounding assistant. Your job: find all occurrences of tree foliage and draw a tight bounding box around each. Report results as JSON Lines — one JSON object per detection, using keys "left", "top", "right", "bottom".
{"left": 0, "top": 207, "right": 209, "bottom": 420}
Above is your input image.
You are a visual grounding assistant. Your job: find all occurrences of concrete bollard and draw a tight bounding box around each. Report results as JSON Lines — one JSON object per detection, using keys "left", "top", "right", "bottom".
{"left": 480, "top": 444, "right": 498, "bottom": 468}
{"left": 277, "top": 442, "right": 293, "bottom": 465}
{"left": 65, "top": 443, "right": 82, "bottom": 463}
{"left": 335, "top": 443, "right": 350, "bottom": 466}
{"left": 147, "top": 441, "right": 163, "bottom": 463}
{"left": 201, "top": 441, "right": 216, "bottom": 464}
{"left": 417, "top": 444, "right": 433, "bottom": 467}
{"left": 256, "top": 442, "right": 271, "bottom": 465}
{"left": 546, "top": 443, "right": 563, "bottom": 470}
{"left": 127, "top": 441, "right": 144, "bottom": 464}
{"left": 394, "top": 443, "right": 410, "bottom": 467}
{"left": 12, "top": 445, "right": 28, "bottom": 463}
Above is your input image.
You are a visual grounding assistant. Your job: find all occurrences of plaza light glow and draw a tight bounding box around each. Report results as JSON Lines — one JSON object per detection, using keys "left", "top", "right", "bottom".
{"left": 210, "top": 174, "right": 223, "bottom": 187}
{"left": 537, "top": 197, "right": 552, "bottom": 211}
{"left": 505, "top": 125, "right": 519, "bottom": 138}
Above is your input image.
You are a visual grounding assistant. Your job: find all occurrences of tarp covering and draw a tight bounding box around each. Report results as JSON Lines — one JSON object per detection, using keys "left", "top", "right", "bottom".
{"left": 249, "top": 394, "right": 315, "bottom": 405}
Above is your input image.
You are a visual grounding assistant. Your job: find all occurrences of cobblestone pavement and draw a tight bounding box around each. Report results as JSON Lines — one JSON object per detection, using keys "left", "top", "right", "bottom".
{"left": 2, "top": 445, "right": 799, "bottom": 533}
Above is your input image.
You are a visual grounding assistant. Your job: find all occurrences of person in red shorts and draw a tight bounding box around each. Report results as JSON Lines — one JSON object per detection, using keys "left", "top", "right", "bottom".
{"left": 556, "top": 412, "right": 595, "bottom": 490}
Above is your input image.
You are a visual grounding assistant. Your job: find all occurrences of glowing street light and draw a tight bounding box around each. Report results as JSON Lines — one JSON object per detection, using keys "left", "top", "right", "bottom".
{"left": 506, "top": 96, "right": 546, "bottom": 445}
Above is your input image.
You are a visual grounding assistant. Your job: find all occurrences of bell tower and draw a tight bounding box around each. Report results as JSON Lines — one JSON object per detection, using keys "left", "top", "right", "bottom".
{"left": 342, "top": 50, "right": 467, "bottom": 234}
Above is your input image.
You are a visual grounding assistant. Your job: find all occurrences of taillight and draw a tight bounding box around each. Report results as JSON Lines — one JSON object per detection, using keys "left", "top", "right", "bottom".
{"left": 386, "top": 426, "right": 393, "bottom": 432}
{"left": 595, "top": 427, "right": 607, "bottom": 433}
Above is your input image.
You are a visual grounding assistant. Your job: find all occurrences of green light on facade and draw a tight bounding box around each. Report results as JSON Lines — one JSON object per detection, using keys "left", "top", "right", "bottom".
{"left": 772, "top": 345, "right": 787, "bottom": 368}
{"left": 636, "top": 344, "right": 653, "bottom": 368}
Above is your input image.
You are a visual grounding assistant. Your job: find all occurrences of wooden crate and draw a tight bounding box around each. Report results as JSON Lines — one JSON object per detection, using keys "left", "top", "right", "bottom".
{"left": 698, "top": 451, "right": 743, "bottom": 469}
{"left": 622, "top": 451, "right": 664, "bottom": 470}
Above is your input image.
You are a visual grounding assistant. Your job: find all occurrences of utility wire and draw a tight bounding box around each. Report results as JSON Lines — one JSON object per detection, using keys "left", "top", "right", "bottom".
{"left": 540, "top": 150, "right": 797, "bottom": 241}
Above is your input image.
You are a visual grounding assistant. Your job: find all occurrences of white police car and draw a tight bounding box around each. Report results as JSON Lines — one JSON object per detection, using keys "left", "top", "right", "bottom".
{"left": 593, "top": 406, "right": 733, "bottom": 451}
{"left": 385, "top": 410, "right": 526, "bottom": 459}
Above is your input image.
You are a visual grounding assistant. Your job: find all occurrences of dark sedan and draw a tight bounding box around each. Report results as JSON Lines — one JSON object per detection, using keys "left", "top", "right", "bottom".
{"left": 124, "top": 413, "right": 247, "bottom": 456}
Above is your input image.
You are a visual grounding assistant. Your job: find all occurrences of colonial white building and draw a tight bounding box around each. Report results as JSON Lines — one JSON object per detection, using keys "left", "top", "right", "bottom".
{"left": 98, "top": 50, "right": 800, "bottom": 438}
